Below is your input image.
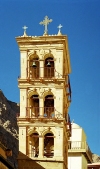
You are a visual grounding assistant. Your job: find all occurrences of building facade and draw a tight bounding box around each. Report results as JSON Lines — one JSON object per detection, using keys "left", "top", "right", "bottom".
{"left": 68, "top": 123, "right": 92, "bottom": 169}
{"left": 16, "top": 16, "right": 71, "bottom": 169}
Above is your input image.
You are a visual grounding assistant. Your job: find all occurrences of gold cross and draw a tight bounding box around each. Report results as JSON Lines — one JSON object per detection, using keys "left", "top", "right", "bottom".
{"left": 39, "top": 16, "right": 53, "bottom": 35}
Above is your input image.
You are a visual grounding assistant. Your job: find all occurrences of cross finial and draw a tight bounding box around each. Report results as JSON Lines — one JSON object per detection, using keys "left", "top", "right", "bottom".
{"left": 39, "top": 16, "right": 53, "bottom": 35}
{"left": 22, "top": 25, "right": 28, "bottom": 36}
{"left": 57, "top": 24, "right": 63, "bottom": 35}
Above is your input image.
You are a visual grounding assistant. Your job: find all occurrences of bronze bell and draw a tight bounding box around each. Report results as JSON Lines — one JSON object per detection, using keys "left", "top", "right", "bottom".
{"left": 32, "top": 61, "right": 37, "bottom": 67}
{"left": 47, "top": 61, "right": 51, "bottom": 67}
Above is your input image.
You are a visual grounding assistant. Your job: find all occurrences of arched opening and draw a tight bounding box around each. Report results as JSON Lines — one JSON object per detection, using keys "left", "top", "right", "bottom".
{"left": 44, "top": 95, "right": 54, "bottom": 118}
{"left": 30, "top": 57, "right": 39, "bottom": 78}
{"left": 29, "top": 132, "right": 39, "bottom": 157}
{"left": 44, "top": 57, "right": 54, "bottom": 78}
{"left": 30, "top": 94, "right": 39, "bottom": 118}
{"left": 44, "top": 133, "right": 54, "bottom": 158}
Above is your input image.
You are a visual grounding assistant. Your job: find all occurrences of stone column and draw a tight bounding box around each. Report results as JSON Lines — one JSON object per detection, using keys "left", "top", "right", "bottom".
{"left": 38, "top": 137, "right": 44, "bottom": 158}
{"left": 29, "top": 141, "right": 32, "bottom": 158}
{"left": 39, "top": 97, "right": 44, "bottom": 117}
{"left": 39, "top": 60, "right": 44, "bottom": 78}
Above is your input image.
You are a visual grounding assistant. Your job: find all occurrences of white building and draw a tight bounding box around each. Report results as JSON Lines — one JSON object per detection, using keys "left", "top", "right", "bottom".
{"left": 68, "top": 123, "right": 92, "bottom": 169}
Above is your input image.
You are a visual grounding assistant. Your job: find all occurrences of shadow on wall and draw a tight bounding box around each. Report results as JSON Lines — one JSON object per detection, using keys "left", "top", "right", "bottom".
{"left": 18, "top": 151, "right": 45, "bottom": 169}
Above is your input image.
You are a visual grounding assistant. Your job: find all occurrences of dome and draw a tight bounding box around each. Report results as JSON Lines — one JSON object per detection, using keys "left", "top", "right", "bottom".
{"left": 71, "top": 123, "right": 81, "bottom": 129}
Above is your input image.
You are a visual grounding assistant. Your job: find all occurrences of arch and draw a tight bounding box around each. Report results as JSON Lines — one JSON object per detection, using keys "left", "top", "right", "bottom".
{"left": 27, "top": 90, "right": 39, "bottom": 118}
{"left": 44, "top": 54, "right": 55, "bottom": 78}
{"left": 44, "top": 53, "right": 54, "bottom": 60}
{"left": 28, "top": 51, "right": 40, "bottom": 79}
{"left": 44, "top": 132, "right": 54, "bottom": 137}
{"left": 43, "top": 132, "right": 54, "bottom": 158}
{"left": 28, "top": 90, "right": 39, "bottom": 99}
{"left": 30, "top": 132, "right": 39, "bottom": 137}
{"left": 42, "top": 89, "right": 54, "bottom": 99}
{"left": 29, "top": 132, "right": 39, "bottom": 158}
{"left": 42, "top": 129, "right": 54, "bottom": 137}
{"left": 28, "top": 51, "right": 39, "bottom": 60}
{"left": 28, "top": 128, "right": 41, "bottom": 136}
{"left": 44, "top": 94, "right": 54, "bottom": 118}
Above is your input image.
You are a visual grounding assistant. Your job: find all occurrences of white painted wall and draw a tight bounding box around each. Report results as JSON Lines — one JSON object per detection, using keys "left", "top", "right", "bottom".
{"left": 68, "top": 123, "right": 88, "bottom": 169}
{"left": 68, "top": 156, "right": 82, "bottom": 169}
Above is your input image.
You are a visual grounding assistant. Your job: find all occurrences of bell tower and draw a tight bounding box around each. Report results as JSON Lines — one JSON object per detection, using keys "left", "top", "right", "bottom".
{"left": 16, "top": 16, "right": 71, "bottom": 169}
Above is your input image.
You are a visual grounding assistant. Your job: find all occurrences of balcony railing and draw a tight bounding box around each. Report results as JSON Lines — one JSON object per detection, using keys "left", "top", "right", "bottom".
{"left": 29, "top": 148, "right": 54, "bottom": 158}
{"left": 27, "top": 67, "right": 67, "bottom": 79}
{"left": 26, "top": 107, "right": 55, "bottom": 118}
{"left": 44, "top": 67, "right": 55, "bottom": 78}
{"left": 68, "top": 141, "right": 92, "bottom": 162}
{"left": 17, "top": 107, "right": 64, "bottom": 120}
{"left": 68, "top": 141, "right": 86, "bottom": 150}
{"left": 44, "top": 149, "right": 54, "bottom": 158}
{"left": 29, "top": 148, "right": 39, "bottom": 158}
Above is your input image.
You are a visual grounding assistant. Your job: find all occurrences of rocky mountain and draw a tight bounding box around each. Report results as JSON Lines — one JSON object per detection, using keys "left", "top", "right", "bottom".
{"left": 92, "top": 154, "right": 100, "bottom": 163}
{"left": 0, "top": 90, "right": 19, "bottom": 168}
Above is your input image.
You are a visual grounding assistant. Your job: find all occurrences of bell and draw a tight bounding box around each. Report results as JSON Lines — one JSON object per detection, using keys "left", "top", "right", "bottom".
{"left": 32, "top": 61, "right": 37, "bottom": 67}
{"left": 47, "top": 61, "right": 51, "bottom": 67}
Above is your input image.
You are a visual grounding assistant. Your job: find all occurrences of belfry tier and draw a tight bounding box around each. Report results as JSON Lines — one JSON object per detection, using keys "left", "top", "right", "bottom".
{"left": 16, "top": 35, "right": 71, "bottom": 119}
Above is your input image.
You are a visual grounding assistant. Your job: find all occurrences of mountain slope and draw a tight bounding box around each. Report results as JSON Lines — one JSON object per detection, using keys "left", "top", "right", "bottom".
{"left": 0, "top": 90, "right": 19, "bottom": 168}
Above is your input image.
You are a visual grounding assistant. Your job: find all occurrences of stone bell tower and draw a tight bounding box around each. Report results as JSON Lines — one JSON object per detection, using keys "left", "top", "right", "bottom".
{"left": 16, "top": 16, "right": 71, "bottom": 169}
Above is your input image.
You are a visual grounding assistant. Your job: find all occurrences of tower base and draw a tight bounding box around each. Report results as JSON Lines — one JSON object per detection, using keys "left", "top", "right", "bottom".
{"left": 18, "top": 152, "right": 66, "bottom": 169}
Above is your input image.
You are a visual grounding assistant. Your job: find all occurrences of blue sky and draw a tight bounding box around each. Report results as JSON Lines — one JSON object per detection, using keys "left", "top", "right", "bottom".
{"left": 0, "top": 0, "right": 100, "bottom": 155}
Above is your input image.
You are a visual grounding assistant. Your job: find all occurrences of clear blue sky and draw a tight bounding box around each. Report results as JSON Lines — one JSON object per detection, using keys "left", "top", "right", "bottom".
{"left": 0, "top": 0, "right": 100, "bottom": 155}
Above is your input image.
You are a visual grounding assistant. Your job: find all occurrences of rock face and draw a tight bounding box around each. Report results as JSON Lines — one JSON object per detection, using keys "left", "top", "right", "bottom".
{"left": 0, "top": 90, "right": 19, "bottom": 168}
{"left": 92, "top": 154, "right": 100, "bottom": 163}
